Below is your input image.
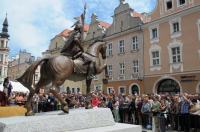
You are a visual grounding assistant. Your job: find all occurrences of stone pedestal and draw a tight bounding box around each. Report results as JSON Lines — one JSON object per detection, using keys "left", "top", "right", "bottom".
{"left": 0, "top": 108, "right": 141, "bottom": 132}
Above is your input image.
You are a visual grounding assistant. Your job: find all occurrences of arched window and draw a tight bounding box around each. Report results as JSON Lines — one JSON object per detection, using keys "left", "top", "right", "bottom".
{"left": 157, "top": 79, "right": 180, "bottom": 94}
{"left": 131, "top": 85, "right": 139, "bottom": 95}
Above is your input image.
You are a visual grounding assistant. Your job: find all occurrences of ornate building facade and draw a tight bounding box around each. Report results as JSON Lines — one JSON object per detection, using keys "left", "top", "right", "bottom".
{"left": 0, "top": 16, "right": 9, "bottom": 84}
{"left": 104, "top": 0, "right": 145, "bottom": 95}
{"left": 143, "top": 0, "right": 200, "bottom": 94}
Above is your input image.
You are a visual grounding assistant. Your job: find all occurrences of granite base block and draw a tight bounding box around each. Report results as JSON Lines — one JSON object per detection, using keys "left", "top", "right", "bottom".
{"left": 0, "top": 108, "right": 141, "bottom": 132}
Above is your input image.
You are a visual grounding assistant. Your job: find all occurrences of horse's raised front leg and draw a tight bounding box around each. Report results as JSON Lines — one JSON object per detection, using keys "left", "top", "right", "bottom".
{"left": 25, "top": 88, "right": 35, "bottom": 116}
{"left": 85, "top": 79, "right": 92, "bottom": 109}
{"left": 49, "top": 88, "right": 69, "bottom": 113}
{"left": 96, "top": 64, "right": 107, "bottom": 74}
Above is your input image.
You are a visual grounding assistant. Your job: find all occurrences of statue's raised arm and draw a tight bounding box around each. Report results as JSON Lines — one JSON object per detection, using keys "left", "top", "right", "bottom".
{"left": 60, "top": 4, "right": 86, "bottom": 60}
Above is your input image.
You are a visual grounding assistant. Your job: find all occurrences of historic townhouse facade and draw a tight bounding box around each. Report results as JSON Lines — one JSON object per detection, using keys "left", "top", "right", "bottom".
{"left": 104, "top": 0, "right": 145, "bottom": 95}
{"left": 143, "top": 0, "right": 200, "bottom": 94}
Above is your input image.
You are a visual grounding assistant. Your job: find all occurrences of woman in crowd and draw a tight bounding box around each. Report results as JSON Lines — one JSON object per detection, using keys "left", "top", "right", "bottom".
{"left": 113, "top": 97, "right": 120, "bottom": 122}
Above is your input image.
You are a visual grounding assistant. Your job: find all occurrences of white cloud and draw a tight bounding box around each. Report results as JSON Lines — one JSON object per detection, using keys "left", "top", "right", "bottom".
{"left": 0, "top": 0, "right": 73, "bottom": 57}
{"left": 0, "top": 0, "right": 156, "bottom": 57}
{"left": 127, "top": 0, "right": 156, "bottom": 13}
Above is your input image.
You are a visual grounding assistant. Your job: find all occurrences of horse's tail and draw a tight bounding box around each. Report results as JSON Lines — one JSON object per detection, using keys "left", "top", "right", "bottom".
{"left": 16, "top": 58, "right": 48, "bottom": 91}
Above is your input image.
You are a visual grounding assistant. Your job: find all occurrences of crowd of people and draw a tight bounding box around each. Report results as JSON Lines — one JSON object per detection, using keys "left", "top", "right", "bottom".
{"left": 1, "top": 84, "right": 200, "bottom": 132}
{"left": 31, "top": 91, "right": 200, "bottom": 132}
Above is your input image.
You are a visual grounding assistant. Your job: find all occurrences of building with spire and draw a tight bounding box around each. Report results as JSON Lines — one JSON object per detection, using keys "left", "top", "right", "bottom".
{"left": 0, "top": 15, "right": 9, "bottom": 84}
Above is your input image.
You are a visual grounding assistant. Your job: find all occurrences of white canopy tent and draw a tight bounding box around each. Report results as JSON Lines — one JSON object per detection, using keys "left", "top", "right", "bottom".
{"left": 0, "top": 81, "right": 29, "bottom": 93}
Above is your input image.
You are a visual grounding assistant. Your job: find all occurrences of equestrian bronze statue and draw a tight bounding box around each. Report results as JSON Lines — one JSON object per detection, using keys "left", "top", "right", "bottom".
{"left": 17, "top": 6, "right": 108, "bottom": 116}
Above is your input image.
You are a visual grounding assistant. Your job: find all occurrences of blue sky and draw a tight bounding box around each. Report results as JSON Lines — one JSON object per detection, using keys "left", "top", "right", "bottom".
{"left": 0, "top": 0, "right": 156, "bottom": 58}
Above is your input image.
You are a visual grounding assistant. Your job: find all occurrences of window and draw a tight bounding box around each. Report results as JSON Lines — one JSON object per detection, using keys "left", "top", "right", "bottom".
{"left": 35, "top": 74, "right": 38, "bottom": 80}
{"left": 149, "top": 25, "right": 159, "bottom": 43}
{"left": 94, "top": 85, "right": 102, "bottom": 91}
{"left": 152, "top": 28, "right": 158, "bottom": 39}
{"left": 4, "top": 67, "right": 7, "bottom": 77}
{"left": 152, "top": 51, "right": 160, "bottom": 66}
{"left": 119, "top": 87, "right": 126, "bottom": 94}
{"left": 1, "top": 40, "right": 4, "bottom": 48}
{"left": 107, "top": 87, "right": 113, "bottom": 94}
{"left": 133, "top": 60, "right": 139, "bottom": 73}
{"left": 132, "top": 36, "right": 138, "bottom": 50}
{"left": 77, "top": 88, "right": 80, "bottom": 93}
{"left": 171, "top": 47, "right": 181, "bottom": 63}
{"left": 6, "top": 41, "right": 8, "bottom": 48}
{"left": 177, "top": 0, "right": 186, "bottom": 6}
{"left": 66, "top": 87, "right": 70, "bottom": 93}
{"left": 5, "top": 55, "right": 8, "bottom": 63}
{"left": 119, "top": 63, "right": 125, "bottom": 75}
{"left": 173, "top": 22, "right": 180, "bottom": 33}
{"left": 107, "top": 43, "right": 112, "bottom": 56}
{"left": 107, "top": 65, "right": 113, "bottom": 77}
{"left": 170, "top": 17, "right": 182, "bottom": 38}
{"left": 166, "top": 0, "right": 173, "bottom": 10}
{"left": 119, "top": 40, "right": 125, "bottom": 53}
{"left": 71, "top": 88, "right": 75, "bottom": 93}
{"left": 0, "top": 54, "right": 3, "bottom": 62}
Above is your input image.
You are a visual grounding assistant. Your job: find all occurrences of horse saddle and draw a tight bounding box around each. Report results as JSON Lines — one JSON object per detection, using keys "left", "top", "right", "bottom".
{"left": 73, "top": 52, "right": 95, "bottom": 74}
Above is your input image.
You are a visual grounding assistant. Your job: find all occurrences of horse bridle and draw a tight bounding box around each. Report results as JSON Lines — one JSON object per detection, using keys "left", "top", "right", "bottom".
{"left": 85, "top": 52, "right": 97, "bottom": 58}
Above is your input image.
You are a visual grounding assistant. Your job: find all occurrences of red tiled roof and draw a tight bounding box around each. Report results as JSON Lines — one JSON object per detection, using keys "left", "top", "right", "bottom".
{"left": 132, "top": 11, "right": 143, "bottom": 18}
{"left": 99, "top": 21, "right": 111, "bottom": 28}
{"left": 56, "top": 21, "right": 110, "bottom": 38}
{"left": 58, "top": 29, "right": 72, "bottom": 37}
{"left": 57, "top": 24, "right": 89, "bottom": 38}
{"left": 131, "top": 11, "right": 150, "bottom": 23}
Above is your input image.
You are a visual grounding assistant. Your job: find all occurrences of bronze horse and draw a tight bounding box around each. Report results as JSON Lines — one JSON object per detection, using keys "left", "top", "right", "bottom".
{"left": 17, "top": 41, "right": 107, "bottom": 116}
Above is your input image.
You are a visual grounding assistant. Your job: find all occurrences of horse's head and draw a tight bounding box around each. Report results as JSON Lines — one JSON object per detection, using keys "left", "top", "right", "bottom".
{"left": 99, "top": 43, "right": 107, "bottom": 59}
{"left": 87, "top": 41, "right": 107, "bottom": 59}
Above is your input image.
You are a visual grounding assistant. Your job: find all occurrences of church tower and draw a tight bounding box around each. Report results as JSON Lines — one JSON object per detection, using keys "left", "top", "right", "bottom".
{"left": 0, "top": 15, "right": 9, "bottom": 83}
